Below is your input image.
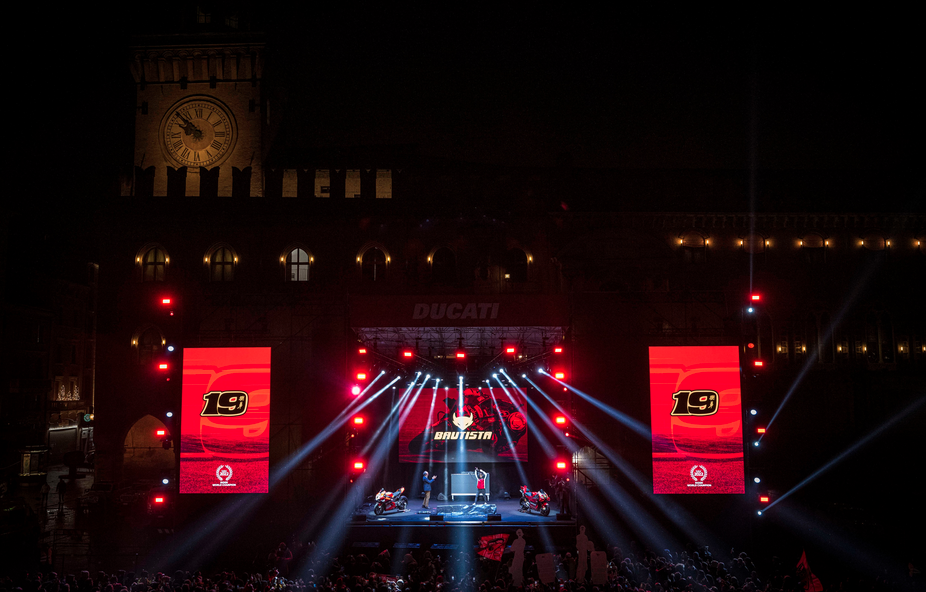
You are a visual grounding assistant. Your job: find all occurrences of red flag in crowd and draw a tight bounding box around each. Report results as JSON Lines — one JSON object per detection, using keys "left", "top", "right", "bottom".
{"left": 796, "top": 550, "right": 823, "bottom": 592}
{"left": 477, "top": 533, "right": 510, "bottom": 561}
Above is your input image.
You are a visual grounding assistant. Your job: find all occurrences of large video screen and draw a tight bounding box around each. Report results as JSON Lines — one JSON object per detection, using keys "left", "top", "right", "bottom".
{"left": 180, "top": 347, "right": 271, "bottom": 493}
{"left": 399, "top": 387, "right": 528, "bottom": 463}
{"left": 649, "top": 346, "right": 744, "bottom": 494}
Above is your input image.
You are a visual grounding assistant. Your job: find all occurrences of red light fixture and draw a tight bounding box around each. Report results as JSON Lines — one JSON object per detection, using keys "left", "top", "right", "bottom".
{"left": 353, "top": 461, "right": 365, "bottom": 470}
{"left": 456, "top": 351, "right": 466, "bottom": 359}
{"left": 356, "top": 372, "right": 367, "bottom": 380}
{"left": 158, "top": 363, "right": 169, "bottom": 370}
{"left": 759, "top": 495, "right": 769, "bottom": 503}
{"left": 757, "top": 427, "right": 766, "bottom": 434}
{"left": 753, "top": 360, "right": 764, "bottom": 367}
{"left": 358, "top": 347, "right": 367, "bottom": 355}
{"left": 505, "top": 347, "right": 516, "bottom": 354}
{"left": 556, "top": 461, "right": 568, "bottom": 470}
{"left": 154, "top": 496, "right": 165, "bottom": 504}
{"left": 156, "top": 429, "right": 166, "bottom": 436}
{"left": 553, "top": 346, "right": 564, "bottom": 353}
{"left": 161, "top": 298, "right": 172, "bottom": 305}
{"left": 351, "top": 385, "right": 361, "bottom": 396}
{"left": 751, "top": 294, "right": 761, "bottom": 302}
{"left": 353, "top": 416, "right": 364, "bottom": 425}
{"left": 554, "top": 371, "right": 566, "bottom": 380}
{"left": 747, "top": 342, "right": 755, "bottom": 349}
{"left": 554, "top": 415, "right": 567, "bottom": 425}
{"left": 402, "top": 350, "right": 414, "bottom": 359}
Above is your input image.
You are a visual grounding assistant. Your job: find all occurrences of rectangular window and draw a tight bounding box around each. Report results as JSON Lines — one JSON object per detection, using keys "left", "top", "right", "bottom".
{"left": 314, "top": 169, "right": 330, "bottom": 198}
{"left": 375, "top": 170, "right": 392, "bottom": 199}
{"left": 346, "top": 169, "right": 361, "bottom": 198}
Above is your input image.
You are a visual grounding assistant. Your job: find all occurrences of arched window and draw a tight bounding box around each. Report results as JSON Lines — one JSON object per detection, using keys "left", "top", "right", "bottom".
{"left": 801, "top": 233, "right": 827, "bottom": 264}
{"left": 136, "top": 326, "right": 164, "bottom": 365}
{"left": 209, "top": 247, "right": 235, "bottom": 281}
{"left": 287, "top": 248, "right": 311, "bottom": 282}
{"left": 431, "top": 247, "right": 456, "bottom": 284}
{"left": 678, "top": 232, "right": 707, "bottom": 263}
{"left": 362, "top": 248, "right": 386, "bottom": 282}
{"left": 504, "top": 248, "right": 528, "bottom": 283}
{"left": 142, "top": 247, "right": 167, "bottom": 282}
{"left": 740, "top": 234, "right": 766, "bottom": 254}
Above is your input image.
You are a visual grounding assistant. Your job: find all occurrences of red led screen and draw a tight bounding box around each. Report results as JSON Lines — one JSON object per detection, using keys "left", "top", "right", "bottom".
{"left": 399, "top": 387, "right": 528, "bottom": 463}
{"left": 180, "top": 348, "right": 271, "bottom": 493}
{"left": 649, "top": 346, "right": 744, "bottom": 494}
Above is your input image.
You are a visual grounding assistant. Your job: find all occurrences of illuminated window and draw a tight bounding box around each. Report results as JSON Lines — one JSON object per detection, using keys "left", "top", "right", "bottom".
{"left": 287, "top": 248, "right": 311, "bottom": 282}
{"left": 142, "top": 248, "right": 167, "bottom": 282}
{"left": 362, "top": 247, "right": 386, "bottom": 282}
{"left": 210, "top": 247, "right": 235, "bottom": 282}
{"left": 740, "top": 234, "right": 766, "bottom": 254}
{"left": 678, "top": 232, "right": 707, "bottom": 263}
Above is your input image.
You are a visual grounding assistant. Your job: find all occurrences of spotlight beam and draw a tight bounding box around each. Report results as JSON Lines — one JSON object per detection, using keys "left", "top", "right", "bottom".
{"left": 542, "top": 371, "right": 651, "bottom": 440}
{"left": 765, "top": 396, "right": 926, "bottom": 512}
{"left": 492, "top": 375, "right": 557, "bottom": 458}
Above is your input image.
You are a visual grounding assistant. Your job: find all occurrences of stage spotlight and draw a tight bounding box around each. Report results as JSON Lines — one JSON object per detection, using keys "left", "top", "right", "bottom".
{"left": 753, "top": 441, "right": 760, "bottom": 447}
{"left": 750, "top": 409, "right": 757, "bottom": 415}
{"left": 167, "top": 345, "right": 175, "bottom": 352}
{"left": 351, "top": 385, "right": 361, "bottom": 396}
{"left": 754, "top": 477, "right": 761, "bottom": 483}
{"left": 162, "top": 478, "right": 169, "bottom": 485}
{"left": 156, "top": 429, "right": 166, "bottom": 437}
{"left": 554, "top": 415, "right": 567, "bottom": 425}
{"left": 166, "top": 411, "right": 173, "bottom": 418}
{"left": 757, "top": 510, "right": 763, "bottom": 516}
{"left": 556, "top": 461, "right": 568, "bottom": 470}
{"left": 751, "top": 294, "right": 761, "bottom": 302}
{"left": 553, "top": 346, "right": 564, "bottom": 353}
{"left": 554, "top": 371, "right": 566, "bottom": 379}
{"left": 757, "top": 427, "right": 766, "bottom": 434}
{"left": 154, "top": 496, "right": 165, "bottom": 504}
{"left": 747, "top": 306, "right": 754, "bottom": 313}
{"left": 521, "top": 373, "right": 526, "bottom": 378}
{"left": 759, "top": 495, "right": 769, "bottom": 503}
{"left": 353, "top": 416, "right": 364, "bottom": 425}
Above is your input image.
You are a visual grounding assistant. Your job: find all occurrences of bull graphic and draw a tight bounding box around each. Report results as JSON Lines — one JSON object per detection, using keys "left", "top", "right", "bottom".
{"left": 452, "top": 411, "right": 474, "bottom": 430}
{"left": 408, "top": 389, "right": 527, "bottom": 459}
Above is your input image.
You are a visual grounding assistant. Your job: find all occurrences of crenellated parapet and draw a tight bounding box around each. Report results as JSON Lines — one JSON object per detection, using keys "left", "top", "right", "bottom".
{"left": 130, "top": 43, "right": 264, "bottom": 86}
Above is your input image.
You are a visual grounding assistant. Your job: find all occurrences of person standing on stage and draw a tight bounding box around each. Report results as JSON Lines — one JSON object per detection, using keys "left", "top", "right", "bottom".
{"left": 474, "top": 467, "right": 488, "bottom": 502}
{"left": 422, "top": 471, "right": 435, "bottom": 509}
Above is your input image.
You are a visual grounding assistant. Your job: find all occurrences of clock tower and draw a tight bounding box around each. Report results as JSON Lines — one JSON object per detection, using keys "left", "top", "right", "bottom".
{"left": 126, "top": 27, "right": 264, "bottom": 198}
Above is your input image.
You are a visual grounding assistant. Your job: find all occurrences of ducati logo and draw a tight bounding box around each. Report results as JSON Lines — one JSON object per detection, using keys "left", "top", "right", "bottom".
{"left": 214, "top": 464, "right": 236, "bottom": 487}
{"left": 452, "top": 411, "right": 474, "bottom": 430}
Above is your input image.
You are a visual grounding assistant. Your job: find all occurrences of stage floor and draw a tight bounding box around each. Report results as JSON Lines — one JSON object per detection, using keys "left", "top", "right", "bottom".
{"left": 356, "top": 498, "right": 572, "bottom": 525}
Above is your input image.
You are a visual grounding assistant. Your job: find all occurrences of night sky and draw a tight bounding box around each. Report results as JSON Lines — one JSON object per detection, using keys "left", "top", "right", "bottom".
{"left": 31, "top": 7, "right": 925, "bottom": 211}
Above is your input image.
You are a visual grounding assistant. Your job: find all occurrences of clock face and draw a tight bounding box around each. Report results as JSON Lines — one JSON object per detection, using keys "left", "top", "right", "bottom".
{"left": 161, "top": 97, "right": 236, "bottom": 168}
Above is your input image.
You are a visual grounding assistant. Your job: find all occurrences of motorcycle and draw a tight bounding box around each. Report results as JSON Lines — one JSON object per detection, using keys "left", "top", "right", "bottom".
{"left": 373, "top": 487, "right": 408, "bottom": 515}
{"left": 519, "top": 485, "right": 551, "bottom": 516}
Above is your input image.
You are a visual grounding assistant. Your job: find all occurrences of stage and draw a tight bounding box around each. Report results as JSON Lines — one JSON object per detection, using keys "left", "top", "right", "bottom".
{"left": 357, "top": 498, "right": 569, "bottom": 524}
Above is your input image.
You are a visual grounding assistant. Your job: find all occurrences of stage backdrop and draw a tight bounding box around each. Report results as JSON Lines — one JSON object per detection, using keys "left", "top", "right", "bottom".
{"left": 180, "top": 347, "right": 271, "bottom": 493}
{"left": 649, "top": 346, "right": 744, "bottom": 494}
{"left": 399, "top": 387, "right": 528, "bottom": 463}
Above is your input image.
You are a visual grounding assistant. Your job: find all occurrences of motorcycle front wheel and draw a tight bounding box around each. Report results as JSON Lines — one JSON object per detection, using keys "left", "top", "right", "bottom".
{"left": 374, "top": 504, "right": 384, "bottom": 515}
{"left": 540, "top": 503, "right": 550, "bottom": 517}
{"left": 398, "top": 498, "right": 408, "bottom": 511}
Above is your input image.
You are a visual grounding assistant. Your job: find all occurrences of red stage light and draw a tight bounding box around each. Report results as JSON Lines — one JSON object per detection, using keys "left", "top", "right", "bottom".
{"left": 154, "top": 496, "right": 165, "bottom": 504}
{"left": 356, "top": 372, "right": 367, "bottom": 380}
{"left": 556, "top": 461, "right": 567, "bottom": 470}
{"left": 158, "top": 363, "right": 168, "bottom": 370}
{"left": 358, "top": 348, "right": 367, "bottom": 354}
{"left": 753, "top": 360, "right": 764, "bottom": 367}
{"left": 757, "top": 427, "right": 766, "bottom": 434}
{"left": 554, "top": 346, "right": 564, "bottom": 353}
{"left": 161, "top": 298, "right": 172, "bottom": 305}
{"left": 747, "top": 342, "right": 755, "bottom": 349}
{"left": 554, "top": 371, "right": 566, "bottom": 379}
{"left": 156, "top": 429, "right": 166, "bottom": 436}
{"left": 353, "top": 461, "right": 365, "bottom": 470}
{"left": 456, "top": 352, "right": 466, "bottom": 359}
{"left": 353, "top": 416, "right": 364, "bottom": 425}
{"left": 402, "top": 350, "right": 414, "bottom": 358}
{"left": 505, "top": 347, "right": 516, "bottom": 354}
{"left": 759, "top": 495, "right": 769, "bottom": 503}
{"left": 555, "top": 415, "right": 567, "bottom": 425}
{"left": 351, "top": 385, "right": 361, "bottom": 396}
{"left": 751, "top": 294, "right": 761, "bottom": 301}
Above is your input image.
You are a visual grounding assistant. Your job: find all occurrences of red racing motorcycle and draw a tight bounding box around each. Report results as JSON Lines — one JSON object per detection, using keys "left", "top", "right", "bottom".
{"left": 519, "top": 485, "right": 551, "bottom": 516}
{"left": 374, "top": 487, "right": 408, "bottom": 515}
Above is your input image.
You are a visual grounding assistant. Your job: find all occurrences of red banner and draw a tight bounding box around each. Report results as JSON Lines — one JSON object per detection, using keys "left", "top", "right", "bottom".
{"left": 180, "top": 347, "right": 271, "bottom": 494}
{"left": 649, "top": 346, "right": 744, "bottom": 494}
{"left": 477, "top": 533, "right": 510, "bottom": 561}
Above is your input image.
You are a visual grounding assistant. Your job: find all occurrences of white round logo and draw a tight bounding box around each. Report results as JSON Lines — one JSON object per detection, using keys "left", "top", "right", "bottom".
{"left": 216, "top": 464, "right": 233, "bottom": 482}
{"left": 690, "top": 465, "right": 707, "bottom": 483}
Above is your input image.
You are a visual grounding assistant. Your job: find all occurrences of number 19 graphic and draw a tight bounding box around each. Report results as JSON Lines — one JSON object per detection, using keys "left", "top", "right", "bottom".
{"left": 201, "top": 390, "right": 249, "bottom": 417}
{"left": 670, "top": 390, "right": 719, "bottom": 416}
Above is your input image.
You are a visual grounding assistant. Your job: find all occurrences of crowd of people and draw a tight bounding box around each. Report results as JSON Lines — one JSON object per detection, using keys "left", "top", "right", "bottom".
{"left": 1, "top": 537, "right": 918, "bottom": 592}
